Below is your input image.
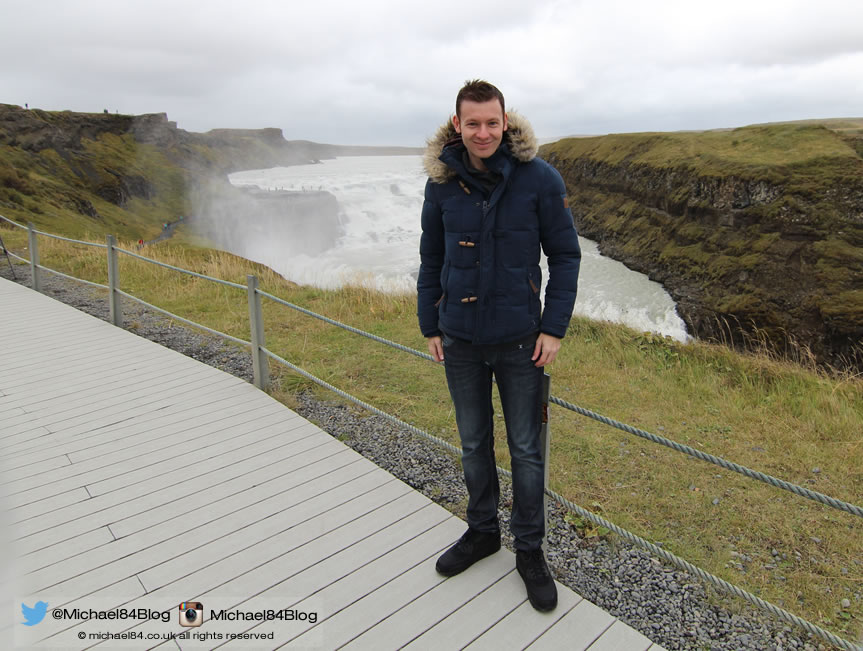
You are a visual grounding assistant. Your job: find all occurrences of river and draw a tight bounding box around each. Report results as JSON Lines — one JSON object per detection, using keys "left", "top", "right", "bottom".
{"left": 224, "top": 156, "right": 688, "bottom": 341}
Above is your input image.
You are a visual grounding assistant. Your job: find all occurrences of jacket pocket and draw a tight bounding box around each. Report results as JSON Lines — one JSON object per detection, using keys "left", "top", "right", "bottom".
{"left": 527, "top": 270, "right": 541, "bottom": 317}
{"left": 440, "top": 262, "right": 451, "bottom": 312}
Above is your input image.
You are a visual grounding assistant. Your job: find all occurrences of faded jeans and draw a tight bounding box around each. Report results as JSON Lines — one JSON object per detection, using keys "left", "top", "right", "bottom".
{"left": 441, "top": 332, "right": 545, "bottom": 551}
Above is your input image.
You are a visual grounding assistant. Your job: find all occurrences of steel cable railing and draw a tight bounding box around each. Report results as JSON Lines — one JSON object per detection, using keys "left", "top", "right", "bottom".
{"left": 549, "top": 395, "right": 863, "bottom": 518}
{"left": 1, "top": 214, "right": 29, "bottom": 229}
{"left": 39, "top": 265, "right": 109, "bottom": 290}
{"left": 258, "top": 286, "right": 863, "bottom": 519}
{"left": 259, "top": 289, "right": 437, "bottom": 363}
{"left": 114, "top": 289, "right": 251, "bottom": 347}
{"left": 4, "top": 215, "right": 860, "bottom": 651}
{"left": 36, "top": 230, "right": 107, "bottom": 248}
{"left": 115, "top": 246, "right": 247, "bottom": 290}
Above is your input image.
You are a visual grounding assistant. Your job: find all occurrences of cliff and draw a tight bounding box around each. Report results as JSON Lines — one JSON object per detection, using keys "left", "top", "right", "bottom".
{"left": 0, "top": 104, "right": 420, "bottom": 241}
{"left": 541, "top": 122, "right": 863, "bottom": 370}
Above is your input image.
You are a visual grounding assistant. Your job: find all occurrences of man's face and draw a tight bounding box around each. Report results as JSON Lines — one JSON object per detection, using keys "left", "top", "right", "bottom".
{"left": 452, "top": 98, "right": 508, "bottom": 171}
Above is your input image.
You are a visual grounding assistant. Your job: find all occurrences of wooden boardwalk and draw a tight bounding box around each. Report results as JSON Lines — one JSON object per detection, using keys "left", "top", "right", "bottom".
{"left": 1, "top": 277, "right": 666, "bottom": 650}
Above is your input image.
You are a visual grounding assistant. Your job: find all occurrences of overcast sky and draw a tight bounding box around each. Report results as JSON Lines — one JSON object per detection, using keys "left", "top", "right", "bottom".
{"left": 2, "top": 0, "right": 861, "bottom": 145}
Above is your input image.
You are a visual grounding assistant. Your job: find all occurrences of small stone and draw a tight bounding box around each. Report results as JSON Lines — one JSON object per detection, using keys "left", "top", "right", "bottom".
{"left": 712, "top": 497, "right": 720, "bottom": 505}
{"left": 812, "top": 467, "right": 821, "bottom": 473}
{"left": 771, "top": 548, "right": 779, "bottom": 557}
{"left": 841, "top": 598, "right": 851, "bottom": 609}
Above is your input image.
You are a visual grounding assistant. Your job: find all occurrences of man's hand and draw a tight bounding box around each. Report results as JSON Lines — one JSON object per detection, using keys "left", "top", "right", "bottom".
{"left": 532, "top": 333, "right": 562, "bottom": 367}
{"left": 427, "top": 336, "right": 444, "bottom": 362}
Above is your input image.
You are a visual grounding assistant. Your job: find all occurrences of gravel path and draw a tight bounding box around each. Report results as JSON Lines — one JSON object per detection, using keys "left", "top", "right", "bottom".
{"left": 2, "top": 262, "right": 834, "bottom": 651}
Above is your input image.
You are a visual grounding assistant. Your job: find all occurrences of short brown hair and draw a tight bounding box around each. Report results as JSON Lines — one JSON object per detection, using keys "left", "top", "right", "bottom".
{"left": 455, "top": 79, "right": 505, "bottom": 118}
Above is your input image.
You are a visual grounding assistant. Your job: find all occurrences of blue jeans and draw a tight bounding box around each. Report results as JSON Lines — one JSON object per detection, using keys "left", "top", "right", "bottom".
{"left": 441, "top": 332, "right": 545, "bottom": 551}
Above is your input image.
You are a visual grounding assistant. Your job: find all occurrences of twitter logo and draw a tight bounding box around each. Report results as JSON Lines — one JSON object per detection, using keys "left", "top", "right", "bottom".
{"left": 21, "top": 601, "right": 49, "bottom": 626}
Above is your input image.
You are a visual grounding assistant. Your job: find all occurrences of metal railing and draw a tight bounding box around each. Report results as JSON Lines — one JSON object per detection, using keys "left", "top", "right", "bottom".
{"left": 2, "top": 213, "right": 860, "bottom": 651}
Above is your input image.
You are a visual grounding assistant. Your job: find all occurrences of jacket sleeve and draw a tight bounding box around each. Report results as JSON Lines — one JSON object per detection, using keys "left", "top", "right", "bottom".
{"left": 417, "top": 179, "right": 445, "bottom": 337}
{"left": 537, "top": 163, "right": 581, "bottom": 338}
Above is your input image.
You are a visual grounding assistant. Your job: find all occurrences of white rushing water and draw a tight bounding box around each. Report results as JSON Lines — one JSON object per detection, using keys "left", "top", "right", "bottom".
{"left": 228, "top": 156, "right": 688, "bottom": 341}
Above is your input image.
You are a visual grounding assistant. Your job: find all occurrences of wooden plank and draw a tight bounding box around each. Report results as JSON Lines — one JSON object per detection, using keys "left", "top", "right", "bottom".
{"left": 0, "top": 453, "right": 72, "bottom": 486}
{"left": 279, "top": 516, "right": 462, "bottom": 648}
{"left": 1, "top": 327, "right": 155, "bottom": 370}
{"left": 15, "top": 527, "right": 115, "bottom": 576}
{"left": 170, "top": 492, "right": 440, "bottom": 645}
{"left": 12, "top": 438, "right": 346, "bottom": 576}
{"left": 14, "top": 435, "right": 356, "bottom": 552}
{"left": 2, "top": 389, "right": 256, "bottom": 469}
{"left": 2, "top": 401, "right": 289, "bottom": 489}
{"left": 108, "top": 432, "right": 342, "bottom": 539}
{"left": 402, "top": 569, "right": 529, "bottom": 649}
{"left": 12, "top": 442, "right": 342, "bottom": 578}
{"left": 4, "top": 410, "right": 311, "bottom": 511}
{"left": 2, "top": 356, "right": 217, "bottom": 409}
{"left": 339, "top": 548, "right": 515, "bottom": 649}
{"left": 3, "top": 339, "right": 208, "bottom": 383}
{"left": 1, "top": 336, "right": 147, "bottom": 374}
{"left": 528, "top": 598, "right": 616, "bottom": 650}
{"left": 53, "top": 496, "right": 452, "bottom": 647}
{"left": 0, "top": 375, "right": 244, "bottom": 441}
{"left": 3, "top": 367, "right": 236, "bottom": 446}
{"left": 3, "top": 381, "right": 259, "bottom": 461}
{"left": 585, "top": 619, "right": 655, "bottom": 651}
{"left": 0, "top": 405, "right": 25, "bottom": 419}
{"left": 18, "top": 466, "right": 398, "bottom": 600}
{"left": 285, "top": 517, "right": 467, "bottom": 649}
{"left": 464, "top": 590, "right": 584, "bottom": 650}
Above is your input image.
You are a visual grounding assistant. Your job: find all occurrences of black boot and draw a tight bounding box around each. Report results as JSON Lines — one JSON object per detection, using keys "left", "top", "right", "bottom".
{"left": 516, "top": 548, "right": 558, "bottom": 611}
{"left": 435, "top": 528, "right": 501, "bottom": 577}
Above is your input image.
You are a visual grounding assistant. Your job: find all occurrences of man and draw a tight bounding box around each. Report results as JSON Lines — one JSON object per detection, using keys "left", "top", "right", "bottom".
{"left": 417, "top": 79, "right": 581, "bottom": 611}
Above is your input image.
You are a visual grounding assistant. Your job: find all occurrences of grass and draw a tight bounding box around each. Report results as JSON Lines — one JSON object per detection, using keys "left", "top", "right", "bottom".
{"left": 0, "top": 127, "right": 190, "bottom": 242}
{"left": 3, "top": 225, "right": 861, "bottom": 643}
{"left": 544, "top": 123, "right": 861, "bottom": 173}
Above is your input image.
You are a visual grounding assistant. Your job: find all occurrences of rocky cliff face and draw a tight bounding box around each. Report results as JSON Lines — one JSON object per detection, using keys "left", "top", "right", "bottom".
{"left": 0, "top": 104, "right": 419, "bottom": 241}
{"left": 541, "top": 125, "right": 863, "bottom": 370}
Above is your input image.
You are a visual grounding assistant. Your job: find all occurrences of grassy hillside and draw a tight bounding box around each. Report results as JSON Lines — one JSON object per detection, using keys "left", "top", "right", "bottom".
{"left": 3, "top": 135, "right": 189, "bottom": 240}
{"left": 541, "top": 122, "right": 863, "bottom": 371}
{"left": 0, "top": 109, "right": 190, "bottom": 240}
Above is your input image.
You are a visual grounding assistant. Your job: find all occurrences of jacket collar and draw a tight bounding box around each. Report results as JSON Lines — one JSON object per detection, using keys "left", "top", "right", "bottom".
{"left": 422, "top": 111, "right": 538, "bottom": 184}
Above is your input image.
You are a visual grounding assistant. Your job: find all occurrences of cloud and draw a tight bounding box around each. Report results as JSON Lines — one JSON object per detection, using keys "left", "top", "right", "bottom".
{"left": 1, "top": 0, "right": 860, "bottom": 144}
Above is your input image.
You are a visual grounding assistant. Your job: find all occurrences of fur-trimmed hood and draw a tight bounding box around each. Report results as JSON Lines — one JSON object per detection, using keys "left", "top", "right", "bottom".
{"left": 422, "top": 111, "right": 538, "bottom": 183}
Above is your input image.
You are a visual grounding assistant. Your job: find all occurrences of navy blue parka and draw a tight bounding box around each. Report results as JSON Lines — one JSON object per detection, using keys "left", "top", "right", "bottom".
{"left": 417, "top": 112, "right": 581, "bottom": 344}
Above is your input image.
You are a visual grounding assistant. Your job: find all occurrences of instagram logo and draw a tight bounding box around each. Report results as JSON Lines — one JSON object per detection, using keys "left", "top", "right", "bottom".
{"left": 179, "top": 602, "right": 203, "bottom": 627}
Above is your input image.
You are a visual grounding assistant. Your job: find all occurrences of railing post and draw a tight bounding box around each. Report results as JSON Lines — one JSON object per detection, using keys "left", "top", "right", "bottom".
{"left": 27, "top": 222, "right": 40, "bottom": 292}
{"left": 540, "top": 372, "right": 551, "bottom": 553}
{"left": 106, "top": 234, "right": 122, "bottom": 327}
{"left": 247, "top": 275, "right": 269, "bottom": 391}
